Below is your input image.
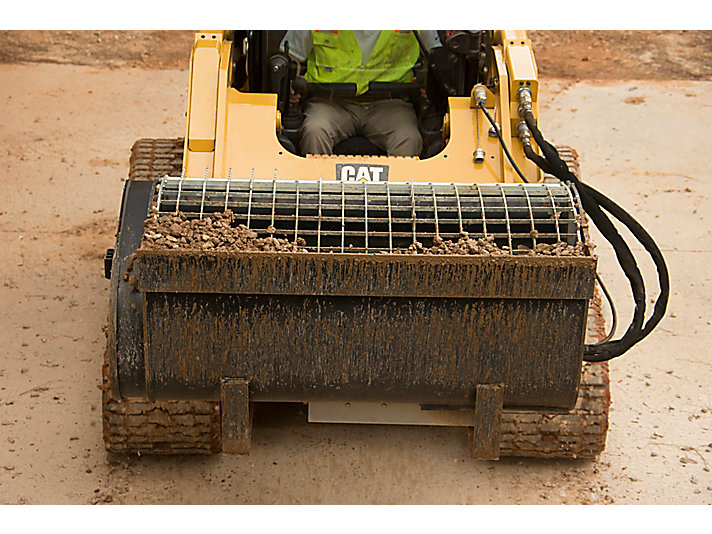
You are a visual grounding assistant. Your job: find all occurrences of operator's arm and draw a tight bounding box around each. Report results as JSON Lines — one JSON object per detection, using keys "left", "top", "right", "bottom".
{"left": 416, "top": 30, "right": 442, "bottom": 52}
{"left": 280, "top": 30, "right": 313, "bottom": 62}
{"left": 280, "top": 31, "right": 312, "bottom": 105}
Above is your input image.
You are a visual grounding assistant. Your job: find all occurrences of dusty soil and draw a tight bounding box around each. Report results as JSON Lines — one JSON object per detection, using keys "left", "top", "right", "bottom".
{"left": 1, "top": 30, "right": 711, "bottom": 80}
{"left": 1, "top": 31, "right": 711, "bottom": 505}
{"left": 530, "top": 30, "right": 712, "bottom": 81}
{"left": 0, "top": 30, "right": 195, "bottom": 70}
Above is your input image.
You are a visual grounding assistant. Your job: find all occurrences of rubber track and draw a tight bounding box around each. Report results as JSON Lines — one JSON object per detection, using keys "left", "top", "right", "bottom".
{"left": 128, "top": 138, "right": 184, "bottom": 180}
{"left": 103, "top": 138, "right": 215, "bottom": 455}
{"left": 104, "top": 139, "right": 609, "bottom": 457}
{"left": 102, "top": 350, "right": 221, "bottom": 454}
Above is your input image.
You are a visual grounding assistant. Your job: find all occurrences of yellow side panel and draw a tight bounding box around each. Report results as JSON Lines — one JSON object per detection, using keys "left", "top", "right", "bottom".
{"left": 187, "top": 40, "right": 221, "bottom": 153}
{"left": 505, "top": 44, "right": 539, "bottom": 102}
{"left": 497, "top": 30, "right": 527, "bottom": 43}
{"left": 185, "top": 151, "right": 214, "bottom": 178}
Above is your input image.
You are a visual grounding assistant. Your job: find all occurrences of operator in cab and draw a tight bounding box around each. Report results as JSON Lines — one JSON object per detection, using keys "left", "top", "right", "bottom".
{"left": 280, "top": 30, "right": 441, "bottom": 157}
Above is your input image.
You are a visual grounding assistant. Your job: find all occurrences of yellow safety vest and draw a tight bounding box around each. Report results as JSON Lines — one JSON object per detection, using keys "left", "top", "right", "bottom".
{"left": 305, "top": 30, "right": 420, "bottom": 96}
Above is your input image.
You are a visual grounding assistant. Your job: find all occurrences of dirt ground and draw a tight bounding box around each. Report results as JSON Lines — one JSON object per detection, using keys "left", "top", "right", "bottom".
{"left": 1, "top": 30, "right": 711, "bottom": 80}
{"left": 1, "top": 31, "right": 711, "bottom": 505}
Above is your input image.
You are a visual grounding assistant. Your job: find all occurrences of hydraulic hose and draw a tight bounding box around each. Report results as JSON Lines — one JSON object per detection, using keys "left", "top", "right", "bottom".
{"left": 595, "top": 273, "right": 618, "bottom": 345}
{"left": 582, "top": 184, "right": 670, "bottom": 340}
{"left": 520, "top": 109, "right": 669, "bottom": 362}
{"left": 478, "top": 103, "right": 529, "bottom": 183}
{"left": 523, "top": 110, "right": 646, "bottom": 358}
{"left": 522, "top": 142, "right": 552, "bottom": 175}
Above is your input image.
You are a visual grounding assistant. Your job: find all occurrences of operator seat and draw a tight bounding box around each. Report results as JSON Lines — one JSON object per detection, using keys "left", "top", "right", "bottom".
{"left": 332, "top": 137, "right": 386, "bottom": 157}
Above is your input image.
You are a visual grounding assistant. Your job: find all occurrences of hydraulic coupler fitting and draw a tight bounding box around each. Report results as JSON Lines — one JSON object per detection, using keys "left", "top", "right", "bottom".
{"left": 517, "top": 87, "right": 533, "bottom": 117}
{"left": 473, "top": 86, "right": 487, "bottom": 107}
{"left": 516, "top": 120, "right": 532, "bottom": 147}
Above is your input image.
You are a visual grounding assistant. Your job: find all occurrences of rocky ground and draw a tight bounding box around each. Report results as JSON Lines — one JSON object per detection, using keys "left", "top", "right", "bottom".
{"left": 0, "top": 31, "right": 711, "bottom": 505}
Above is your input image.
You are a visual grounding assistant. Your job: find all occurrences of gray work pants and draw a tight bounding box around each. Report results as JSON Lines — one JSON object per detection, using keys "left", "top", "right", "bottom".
{"left": 299, "top": 98, "right": 422, "bottom": 157}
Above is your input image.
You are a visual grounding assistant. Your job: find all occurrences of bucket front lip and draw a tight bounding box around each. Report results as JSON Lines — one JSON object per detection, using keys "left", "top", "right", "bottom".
{"left": 132, "top": 249, "right": 597, "bottom": 300}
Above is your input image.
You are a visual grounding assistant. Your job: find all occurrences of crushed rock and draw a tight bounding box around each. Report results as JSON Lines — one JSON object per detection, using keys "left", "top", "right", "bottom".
{"left": 141, "top": 210, "right": 307, "bottom": 253}
{"left": 141, "top": 211, "right": 588, "bottom": 256}
{"left": 393, "top": 233, "right": 589, "bottom": 256}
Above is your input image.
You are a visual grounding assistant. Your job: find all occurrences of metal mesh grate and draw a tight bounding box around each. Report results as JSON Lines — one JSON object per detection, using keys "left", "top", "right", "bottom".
{"left": 155, "top": 178, "right": 584, "bottom": 253}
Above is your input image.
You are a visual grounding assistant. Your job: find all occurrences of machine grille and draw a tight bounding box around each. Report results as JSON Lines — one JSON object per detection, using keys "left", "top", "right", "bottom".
{"left": 155, "top": 178, "right": 584, "bottom": 253}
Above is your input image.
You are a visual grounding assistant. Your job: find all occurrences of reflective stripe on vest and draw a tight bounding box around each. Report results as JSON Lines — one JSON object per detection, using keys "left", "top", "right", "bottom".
{"left": 305, "top": 30, "right": 420, "bottom": 96}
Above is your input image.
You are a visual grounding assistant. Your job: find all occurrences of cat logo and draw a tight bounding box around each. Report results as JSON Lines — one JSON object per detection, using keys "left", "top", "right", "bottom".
{"left": 336, "top": 164, "right": 389, "bottom": 182}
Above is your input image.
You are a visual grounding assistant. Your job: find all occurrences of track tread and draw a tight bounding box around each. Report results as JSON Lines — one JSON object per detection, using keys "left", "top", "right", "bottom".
{"left": 128, "top": 138, "right": 184, "bottom": 181}
{"left": 102, "top": 349, "right": 221, "bottom": 455}
{"left": 104, "top": 137, "right": 218, "bottom": 455}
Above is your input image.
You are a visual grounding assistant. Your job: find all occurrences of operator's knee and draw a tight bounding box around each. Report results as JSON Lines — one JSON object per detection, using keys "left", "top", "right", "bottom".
{"left": 366, "top": 100, "right": 423, "bottom": 157}
{"left": 299, "top": 116, "right": 336, "bottom": 155}
{"left": 387, "top": 127, "right": 422, "bottom": 157}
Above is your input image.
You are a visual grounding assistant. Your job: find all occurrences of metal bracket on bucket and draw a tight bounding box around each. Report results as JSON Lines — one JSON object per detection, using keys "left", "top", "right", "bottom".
{"left": 220, "top": 378, "right": 252, "bottom": 455}
{"left": 468, "top": 384, "right": 504, "bottom": 460}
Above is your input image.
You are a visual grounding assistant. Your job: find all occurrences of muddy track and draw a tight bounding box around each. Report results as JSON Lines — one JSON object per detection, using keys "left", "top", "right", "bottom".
{"left": 102, "top": 349, "right": 221, "bottom": 454}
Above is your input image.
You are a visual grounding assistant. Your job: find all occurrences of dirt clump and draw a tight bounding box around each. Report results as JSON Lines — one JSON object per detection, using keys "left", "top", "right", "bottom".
{"left": 397, "top": 234, "right": 507, "bottom": 255}
{"left": 141, "top": 211, "right": 307, "bottom": 253}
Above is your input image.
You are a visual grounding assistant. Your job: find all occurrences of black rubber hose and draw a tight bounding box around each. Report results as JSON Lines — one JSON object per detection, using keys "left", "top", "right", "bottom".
{"left": 523, "top": 112, "right": 646, "bottom": 359}
{"left": 521, "top": 110, "right": 668, "bottom": 361}
{"left": 478, "top": 103, "right": 529, "bottom": 183}
{"left": 582, "top": 183, "right": 670, "bottom": 339}
{"left": 523, "top": 142, "right": 553, "bottom": 175}
{"left": 594, "top": 273, "right": 618, "bottom": 345}
{"left": 579, "top": 192, "right": 647, "bottom": 361}
{"left": 562, "top": 172, "right": 647, "bottom": 359}
{"left": 525, "top": 111, "right": 669, "bottom": 359}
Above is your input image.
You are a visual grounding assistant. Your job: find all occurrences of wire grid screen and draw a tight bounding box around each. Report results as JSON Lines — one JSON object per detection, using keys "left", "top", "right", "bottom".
{"left": 155, "top": 178, "right": 583, "bottom": 253}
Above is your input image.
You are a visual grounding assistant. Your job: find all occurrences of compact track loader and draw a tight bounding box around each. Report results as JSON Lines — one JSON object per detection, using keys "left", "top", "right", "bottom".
{"left": 103, "top": 31, "right": 668, "bottom": 459}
